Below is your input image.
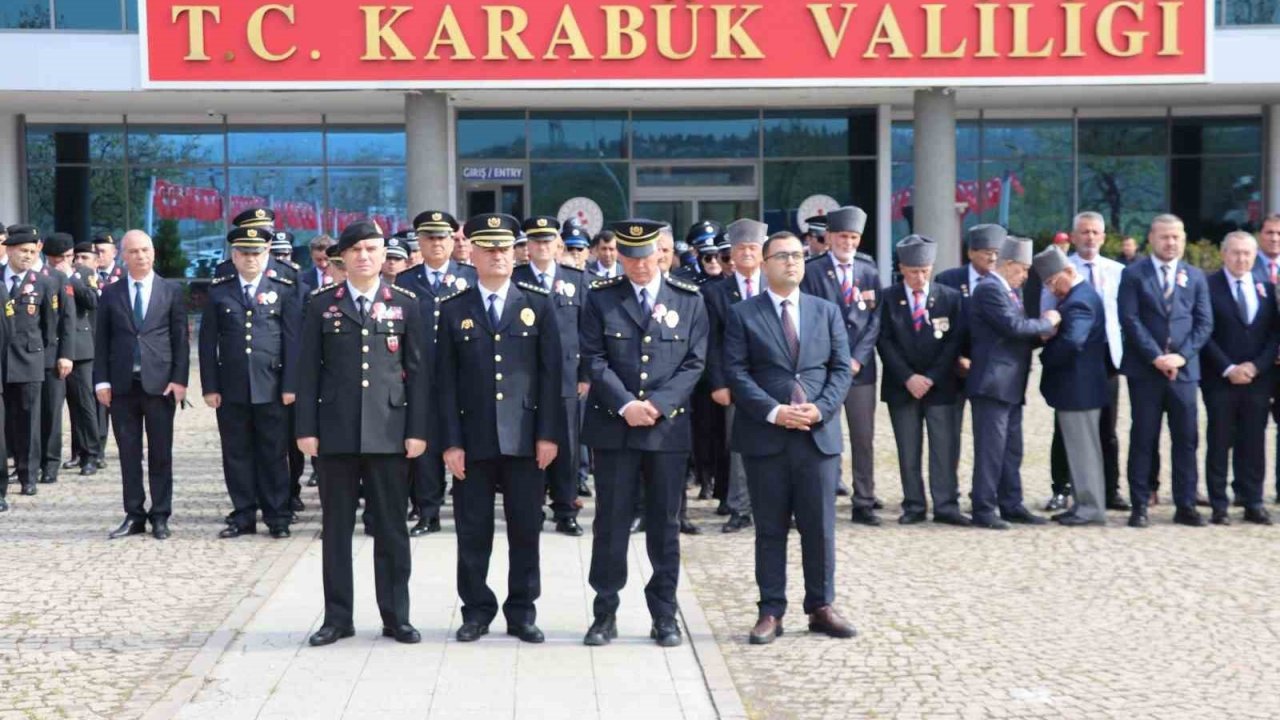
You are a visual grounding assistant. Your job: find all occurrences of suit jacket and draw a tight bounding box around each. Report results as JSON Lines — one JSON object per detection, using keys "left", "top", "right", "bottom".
{"left": 1039, "top": 281, "right": 1110, "bottom": 411}
{"left": 198, "top": 273, "right": 301, "bottom": 405}
{"left": 299, "top": 265, "right": 333, "bottom": 295}
{"left": 3, "top": 267, "right": 60, "bottom": 384}
{"left": 66, "top": 263, "right": 99, "bottom": 361}
{"left": 1118, "top": 258, "right": 1213, "bottom": 384}
{"left": 876, "top": 283, "right": 964, "bottom": 406}
{"left": 1251, "top": 253, "right": 1280, "bottom": 286}
{"left": 511, "top": 262, "right": 587, "bottom": 398}
{"left": 93, "top": 275, "right": 190, "bottom": 396}
{"left": 435, "top": 281, "right": 563, "bottom": 459}
{"left": 1201, "top": 270, "right": 1279, "bottom": 393}
{"left": 968, "top": 278, "right": 1053, "bottom": 405}
{"left": 702, "top": 274, "right": 751, "bottom": 392}
{"left": 295, "top": 281, "right": 428, "bottom": 454}
{"left": 798, "top": 252, "right": 881, "bottom": 386}
{"left": 585, "top": 259, "right": 621, "bottom": 279}
{"left": 724, "top": 293, "right": 851, "bottom": 457}
{"left": 579, "top": 275, "right": 708, "bottom": 452}
{"left": 1041, "top": 254, "right": 1124, "bottom": 370}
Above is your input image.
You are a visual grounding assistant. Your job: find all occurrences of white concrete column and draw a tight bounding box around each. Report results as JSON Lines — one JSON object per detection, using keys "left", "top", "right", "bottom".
{"left": 1267, "top": 104, "right": 1280, "bottom": 215}
{"left": 876, "top": 103, "right": 893, "bottom": 281}
{"left": 0, "top": 114, "right": 23, "bottom": 225}
{"left": 912, "top": 89, "right": 959, "bottom": 270}
{"left": 405, "top": 92, "right": 452, "bottom": 214}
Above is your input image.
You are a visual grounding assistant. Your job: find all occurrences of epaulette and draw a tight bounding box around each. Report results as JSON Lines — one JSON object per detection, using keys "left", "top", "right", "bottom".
{"left": 856, "top": 251, "right": 875, "bottom": 264}
{"left": 271, "top": 275, "right": 295, "bottom": 286}
{"left": 211, "top": 275, "right": 233, "bottom": 286}
{"left": 559, "top": 262, "right": 583, "bottom": 274}
{"left": 310, "top": 282, "right": 339, "bottom": 297}
{"left": 457, "top": 260, "right": 475, "bottom": 268}
{"left": 390, "top": 284, "right": 417, "bottom": 299}
{"left": 284, "top": 259, "right": 301, "bottom": 270}
{"left": 666, "top": 276, "right": 701, "bottom": 294}
{"left": 438, "top": 288, "right": 468, "bottom": 303}
{"left": 589, "top": 275, "right": 626, "bottom": 290}
{"left": 516, "top": 280, "right": 549, "bottom": 295}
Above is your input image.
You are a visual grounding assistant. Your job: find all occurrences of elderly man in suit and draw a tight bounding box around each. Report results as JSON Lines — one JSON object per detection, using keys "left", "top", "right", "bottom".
{"left": 967, "top": 237, "right": 1060, "bottom": 530}
{"left": 1041, "top": 211, "right": 1132, "bottom": 513}
{"left": 1034, "top": 248, "right": 1110, "bottom": 526}
{"left": 724, "top": 231, "right": 855, "bottom": 644}
{"left": 1119, "top": 214, "right": 1214, "bottom": 528}
{"left": 95, "top": 230, "right": 190, "bottom": 540}
{"left": 877, "top": 235, "right": 968, "bottom": 526}
{"left": 1203, "top": 231, "right": 1276, "bottom": 525}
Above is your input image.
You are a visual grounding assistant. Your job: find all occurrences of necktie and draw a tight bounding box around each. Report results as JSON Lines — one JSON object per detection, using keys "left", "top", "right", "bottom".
{"left": 839, "top": 264, "right": 854, "bottom": 306}
{"left": 9, "top": 275, "right": 19, "bottom": 298}
{"left": 744, "top": 276, "right": 753, "bottom": 298}
{"left": 432, "top": 271, "right": 442, "bottom": 291}
{"left": 1083, "top": 262, "right": 1095, "bottom": 288}
{"left": 780, "top": 299, "right": 806, "bottom": 403}
{"left": 912, "top": 289, "right": 926, "bottom": 332}
{"left": 133, "top": 282, "right": 144, "bottom": 368}
{"left": 243, "top": 284, "right": 254, "bottom": 307}
{"left": 1161, "top": 264, "right": 1175, "bottom": 312}
{"left": 639, "top": 288, "right": 652, "bottom": 318}
{"left": 488, "top": 293, "right": 500, "bottom": 329}
{"left": 540, "top": 272, "right": 551, "bottom": 291}
{"left": 1235, "top": 279, "right": 1250, "bottom": 324}
{"left": 357, "top": 296, "right": 368, "bottom": 320}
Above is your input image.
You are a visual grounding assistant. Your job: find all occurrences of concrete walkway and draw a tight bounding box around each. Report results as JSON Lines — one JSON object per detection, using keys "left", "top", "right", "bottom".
{"left": 166, "top": 505, "right": 743, "bottom": 720}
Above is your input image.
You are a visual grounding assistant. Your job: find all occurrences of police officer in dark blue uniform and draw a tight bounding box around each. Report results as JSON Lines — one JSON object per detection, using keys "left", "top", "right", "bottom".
{"left": 201, "top": 227, "right": 301, "bottom": 539}
{"left": 62, "top": 240, "right": 102, "bottom": 475}
{"left": 579, "top": 219, "right": 709, "bottom": 648}
{"left": 213, "top": 208, "right": 299, "bottom": 284}
{"left": 297, "top": 221, "right": 428, "bottom": 647}
{"left": 512, "top": 215, "right": 589, "bottom": 537}
{"left": 436, "top": 213, "right": 562, "bottom": 644}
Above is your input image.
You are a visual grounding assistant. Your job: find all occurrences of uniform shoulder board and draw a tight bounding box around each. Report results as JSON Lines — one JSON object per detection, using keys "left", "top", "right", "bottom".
{"left": 516, "top": 280, "right": 549, "bottom": 296}
{"left": 275, "top": 276, "right": 295, "bottom": 286}
{"left": 284, "top": 259, "right": 301, "bottom": 270}
{"left": 310, "top": 282, "right": 339, "bottom": 297}
{"left": 589, "top": 275, "right": 626, "bottom": 291}
{"left": 855, "top": 251, "right": 875, "bottom": 265}
{"left": 559, "top": 262, "right": 582, "bottom": 274}
{"left": 390, "top": 284, "right": 417, "bottom": 299}
{"left": 666, "top": 276, "right": 701, "bottom": 294}
{"left": 438, "top": 287, "right": 468, "bottom": 304}
{"left": 211, "top": 275, "right": 233, "bottom": 286}
{"left": 457, "top": 260, "right": 475, "bottom": 268}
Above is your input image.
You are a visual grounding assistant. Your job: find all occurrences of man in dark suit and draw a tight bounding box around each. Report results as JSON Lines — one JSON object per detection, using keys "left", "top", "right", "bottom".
{"left": 213, "top": 209, "right": 299, "bottom": 285}
{"left": 35, "top": 231, "right": 75, "bottom": 486}
{"left": 95, "top": 230, "right": 190, "bottom": 540}
{"left": 1119, "top": 214, "right": 1214, "bottom": 528}
{"left": 967, "top": 237, "right": 1059, "bottom": 530}
{"left": 585, "top": 230, "right": 620, "bottom": 278}
{"left": 799, "top": 206, "right": 882, "bottom": 524}
{"left": 934, "top": 224, "right": 1004, "bottom": 439}
{"left": 1252, "top": 214, "right": 1280, "bottom": 502}
{"left": 397, "top": 210, "right": 478, "bottom": 536}
{"left": 877, "top": 235, "right": 968, "bottom": 526}
{"left": 1034, "top": 248, "right": 1110, "bottom": 526}
{"left": 1203, "top": 231, "right": 1275, "bottom": 525}
{"left": 296, "top": 221, "right": 428, "bottom": 647}
{"left": 437, "top": 213, "right": 562, "bottom": 644}
{"left": 300, "top": 235, "right": 336, "bottom": 295}
{"left": 724, "top": 231, "right": 856, "bottom": 644}
{"left": 61, "top": 241, "right": 102, "bottom": 476}
{"left": 579, "top": 219, "right": 709, "bottom": 648}
{"left": 200, "top": 227, "right": 301, "bottom": 539}
{"left": 512, "top": 215, "right": 588, "bottom": 537}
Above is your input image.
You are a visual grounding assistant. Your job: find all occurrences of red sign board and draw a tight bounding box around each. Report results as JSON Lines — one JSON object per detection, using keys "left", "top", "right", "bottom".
{"left": 141, "top": 0, "right": 1210, "bottom": 88}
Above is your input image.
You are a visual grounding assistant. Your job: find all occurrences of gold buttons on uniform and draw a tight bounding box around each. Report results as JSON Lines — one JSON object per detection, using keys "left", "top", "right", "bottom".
{"left": 643, "top": 336, "right": 651, "bottom": 343}
{"left": 496, "top": 392, "right": 504, "bottom": 400}
{"left": 245, "top": 334, "right": 252, "bottom": 341}
{"left": 362, "top": 380, "right": 369, "bottom": 388}
{"left": 495, "top": 334, "right": 501, "bottom": 341}
{"left": 640, "top": 372, "right": 648, "bottom": 380}
{"left": 362, "top": 363, "right": 369, "bottom": 370}
{"left": 244, "top": 322, "right": 252, "bottom": 329}
{"left": 434, "top": 310, "right": 441, "bottom": 317}
{"left": 641, "top": 355, "right": 649, "bottom": 363}
{"left": 245, "top": 348, "right": 252, "bottom": 354}
{"left": 495, "top": 355, "right": 502, "bottom": 362}
{"left": 615, "top": 332, "right": 622, "bottom": 338}
{"left": 495, "top": 373, "right": 503, "bottom": 381}
{"left": 362, "top": 329, "right": 370, "bottom": 336}
{"left": 362, "top": 345, "right": 369, "bottom": 353}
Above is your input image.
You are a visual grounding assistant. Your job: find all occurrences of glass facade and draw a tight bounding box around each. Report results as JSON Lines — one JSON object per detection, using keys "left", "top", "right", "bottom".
{"left": 26, "top": 121, "right": 406, "bottom": 277}
{"left": 892, "top": 115, "right": 1261, "bottom": 244}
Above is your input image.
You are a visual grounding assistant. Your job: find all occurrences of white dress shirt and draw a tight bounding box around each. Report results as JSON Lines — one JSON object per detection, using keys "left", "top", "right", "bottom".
{"left": 531, "top": 261, "right": 557, "bottom": 290}
{"left": 424, "top": 261, "right": 450, "bottom": 288}
{"left": 619, "top": 276, "right": 665, "bottom": 415}
{"left": 94, "top": 272, "right": 156, "bottom": 391}
{"left": 1151, "top": 255, "right": 1178, "bottom": 292}
{"left": 240, "top": 273, "right": 263, "bottom": 303}
{"left": 735, "top": 269, "right": 762, "bottom": 299}
{"left": 903, "top": 282, "right": 930, "bottom": 319}
{"left": 477, "top": 279, "right": 511, "bottom": 321}
{"left": 345, "top": 280, "right": 379, "bottom": 316}
{"left": 1222, "top": 268, "right": 1260, "bottom": 378}
{"left": 764, "top": 287, "right": 820, "bottom": 425}
{"left": 967, "top": 263, "right": 986, "bottom": 291}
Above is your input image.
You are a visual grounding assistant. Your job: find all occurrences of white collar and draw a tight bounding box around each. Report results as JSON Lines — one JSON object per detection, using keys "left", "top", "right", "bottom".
{"left": 766, "top": 286, "right": 801, "bottom": 310}
{"left": 531, "top": 262, "right": 557, "bottom": 281}
{"left": 1224, "top": 268, "right": 1252, "bottom": 285}
{"left": 904, "top": 282, "right": 930, "bottom": 298}
{"left": 735, "top": 269, "right": 761, "bottom": 292}
{"left": 425, "top": 260, "right": 450, "bottom": 276}
{"left": 345, "top": 280, "right": 380, "bottom": 303}
{"left": 477, "top": 279, "right": 511, "bottom": 303}
{"left": 629, "top": 275, "right": 663, "bottom": 302}
{"left": 239, "top": 272, "right": 264, "bottom": 288}
{"left": 1150, "top": 255, "right": 1178, "bottom": 275}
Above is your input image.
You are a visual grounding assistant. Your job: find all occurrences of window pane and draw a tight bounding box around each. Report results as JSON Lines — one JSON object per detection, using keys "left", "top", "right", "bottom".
{"left": 228, "top": 167, "right": 324, "bottom": 246}
{"left": 529, "top": 162, "right": 629, "bottom": 226}
{"left": 633, "top": 112, "right": 759, "bottom": 159}
{"left": 26, "top": 167, "right": 54, "bottom": 232}
{"left": 0, "top": 1, "right": 49, "bottom": 28}
{"left": 325, "top": 126, "right": 405, "bottom": 164}
{"left": 1172, "top": 155, "right": 1262, "bottom": 242}
{"left": 890, "top": 161, "right": 914, "bottom": 239}
{"left": 635, "top": 165, "right": 754, "bottom": 187}
{"left": 325, "top": 167, "right": 409, "bottom": 236}
{"left": 54, "top": 0, "right": 122, "bottom": 29}
{"left": 529, "top": 112, "right": 626, "bottom": 159}
{"left": 1078, "top": 120, "right": 1168, "bottom": 156}
{"left": 762, "top": 110, "right": 875, "bottom": 157}
{"left": 26, "top": 125, "right": 126, "bottom": 165}
{"left": 1172, "top": 117, "right": 1262, "bottom": 156}
{"left": 981, "top": 121, "right": 1072, "bottom": 160}
{"left": 763, "top": 160, "right": 876, "bottom": 248}
{"left": 457, "top": 112, "right": 526, "bottom": 159}
{"left": 956, "top": 121, "right": 981, "bottom": 161}
{"left": 1222, "top": 0, "right": 1280, "bottom": 24}
{"left": 229, "top": 127, "right": 324, "bottom": 164}
{"left": 1079, "top": 156, "right": 1169, "bottom": 238}
{"left": 891, "top": 122, "right": 913, "bottom": 162}
{"left": 978, "top": 159, "right": 1074, "bottom": 239}
{"left": 126, "top": 0, "right": 136, "bottom": 29}
{"left": 129, "top": 167, "right": 226, "bottom": 277}
{"left": 128, "top": 125, "right": 224, "bottom": 164}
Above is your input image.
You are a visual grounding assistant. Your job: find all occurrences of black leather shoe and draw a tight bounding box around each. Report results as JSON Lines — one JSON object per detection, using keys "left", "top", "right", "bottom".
{"left": 1002, "top": 507, "right": 1048, "bottom": 525}
{"left": 0, "top": 497, "right": 8, "bottom": 512}
{"left": 38, "top": 474, "right": 56, "bottom": 484}
{"left": 218, "top": 524, "right": 256, "bottom": 539}
{"left": 61, "top": 458, "right": 80, "bottom": 470}
{"left": 1043, "top": 494, "right": 1069, "bottom": 511}
{"left": 872, "top": 497, "right": 885, "bottom": 511}
{"left": 507, "top": 624, "right": 545, "bottom": 643}
{"left": 455, "top": 622, "right": 489, "bottom": 642}
{"left": 680, "top": 518, "right": 702, "bottom": 535}
{"left": 1244, "top": 506, "right": 1274, "bottom": 525}
{"left": 696, "top": 486, "right": 713, "bottom": 500}
{"left": 1106, "top": 497, "right": 1132, "bottom": 512}
{"left": 109, "top": 518, "right": 147, "bottom": 539}
{"left": 850, "top": 508, "right": 881, "bottom": 526}
{"left": 306, "top": 471, "right": 319, "bottom": 487}
{"left": 20, "top": 483, "right": 36, "bottom": 496}
{"left": 290, "top": 497, "right": 305, "bottom": 512}
{"left": 94, "top": 457, "right": 107, "bottom": 469}
{"left": 898, "top": 512, "right": 927, "bottom": 525}
{"left": 630, "top": 517, "right": 646, "bottom": 534}
{"left": 382, "top": 624, "right": 421, "bottom": 644}
{"left": 583, "top": 615, "right": 617, "bottom": 646}
{"left": 715, "top": 501, "right": 731, "bottom": 516}
{"left": 308, "top": 625, "right": 354, "bottom": 647}
{"left": 410, "top": 516, "right": 441, "bottom": 536}
{"left": 932, "top": 512, "right": 972, "bottom": 527}
{"left": 79, "top": 464, "right": 97, "bottom": 476}
{"left": 650, "top": 617, "right": 682, "bottom": 647}
{"left": 270, "top": 527, "right": 291, "bottom": 539}
{"left": 1210, "top": 510, "right": 1231, "bottom": 526}
{"left": 1173, "top": 507, "right": 1206, "bottom": 527}
{"left": 835, "top": 483, "right": 851, "bottom": 497}
{"left": 1057, "top": 514, "right": 1099, "bottom": 527}
{"left": 972, "top": 515, "right": 1011, "bottom": 530}
{"left": 407, "top": 506, "right": 421, "bottom": 522}
{"left": 577, "top": 480, "right": 592, "bottom": 498}
{"left": 722, "top": 513, "right": 753, "bottom": 533}
{"left": 555, "top": 517, "right": 584, "bottom": 536}
{"left": 1195, "top": 493, "right": 1211, "bottom": 508}
{"left": 1127, "top": 509, "right": 1150, "bottom": 528}
{"left": 152, "top": 521, "right": 172, "bottom": 540}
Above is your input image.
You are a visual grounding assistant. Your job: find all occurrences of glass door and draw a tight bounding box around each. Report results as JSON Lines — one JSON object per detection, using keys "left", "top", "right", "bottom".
{"left": 632, "top": 161, "right": 759, "bottom": 232}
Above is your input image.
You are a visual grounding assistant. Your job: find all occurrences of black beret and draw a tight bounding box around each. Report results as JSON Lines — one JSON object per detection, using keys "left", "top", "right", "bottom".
{"left": 414, "top": 210, "right": 459, "bottom": 236}
{"left": 335, "top": 220, "right": 386, "bottom": 253}
{"left": 232, "top": 207, "right": 275, "bottom": 229}
{"left": 73, "top": 241, "right": 95, "bottom": 255}
{"left": 93, "top": 232, "right": 116, "bottom": 245}
{"left": 4, "top": 224, "right": 40, "bottom": 246}
{"left": 463, "top": 213, "right": 520, "bottom": 248}
{"left": 43, "top": 232, "right": 75, "bottom": 256}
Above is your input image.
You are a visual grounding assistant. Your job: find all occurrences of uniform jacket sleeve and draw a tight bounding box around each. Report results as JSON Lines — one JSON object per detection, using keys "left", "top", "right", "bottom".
{"left": 704, "top": 287, "right": 730, "bottom": 391}
{"left": 93, "top": 285, "right": 113, "bottom": 387}
{"left": 875, "top": 293, "right": 913, "bottom": 385}
{"left": 167, "top": 280, "right": 190, "bottom": 386}
{"left": 402, "top": 298, "right": 429, "bottom": 443}
{"left": 197, "top": 293, "right": 219, "bottom": 395}
{"left": 54, "top": 276, "right": 75, "bottom": 361}
{"left": 536, "top": 299, "right": 564, "bottom": 444}
{"left": 295, "top": 297, "right": 322, "bottom": 439}
{"left": 280, "top": 286, "right": 302, "bottom": 396}
{"left": 434, "top": 304, "right": 465, "bottom": 451}
{"left": 975, "top": 283, "right": 1053, "bottom": 339}
{"left": 849, "top": 268, "right": 881, "bottom": 366}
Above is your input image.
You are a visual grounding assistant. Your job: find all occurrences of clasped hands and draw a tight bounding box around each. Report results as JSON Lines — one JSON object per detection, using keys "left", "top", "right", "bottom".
{"left": 774, "top": 403, "right": 821, "bottom": 431}
{"left": 1152, "top": 353, "right": 1187, "bottom": 380}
